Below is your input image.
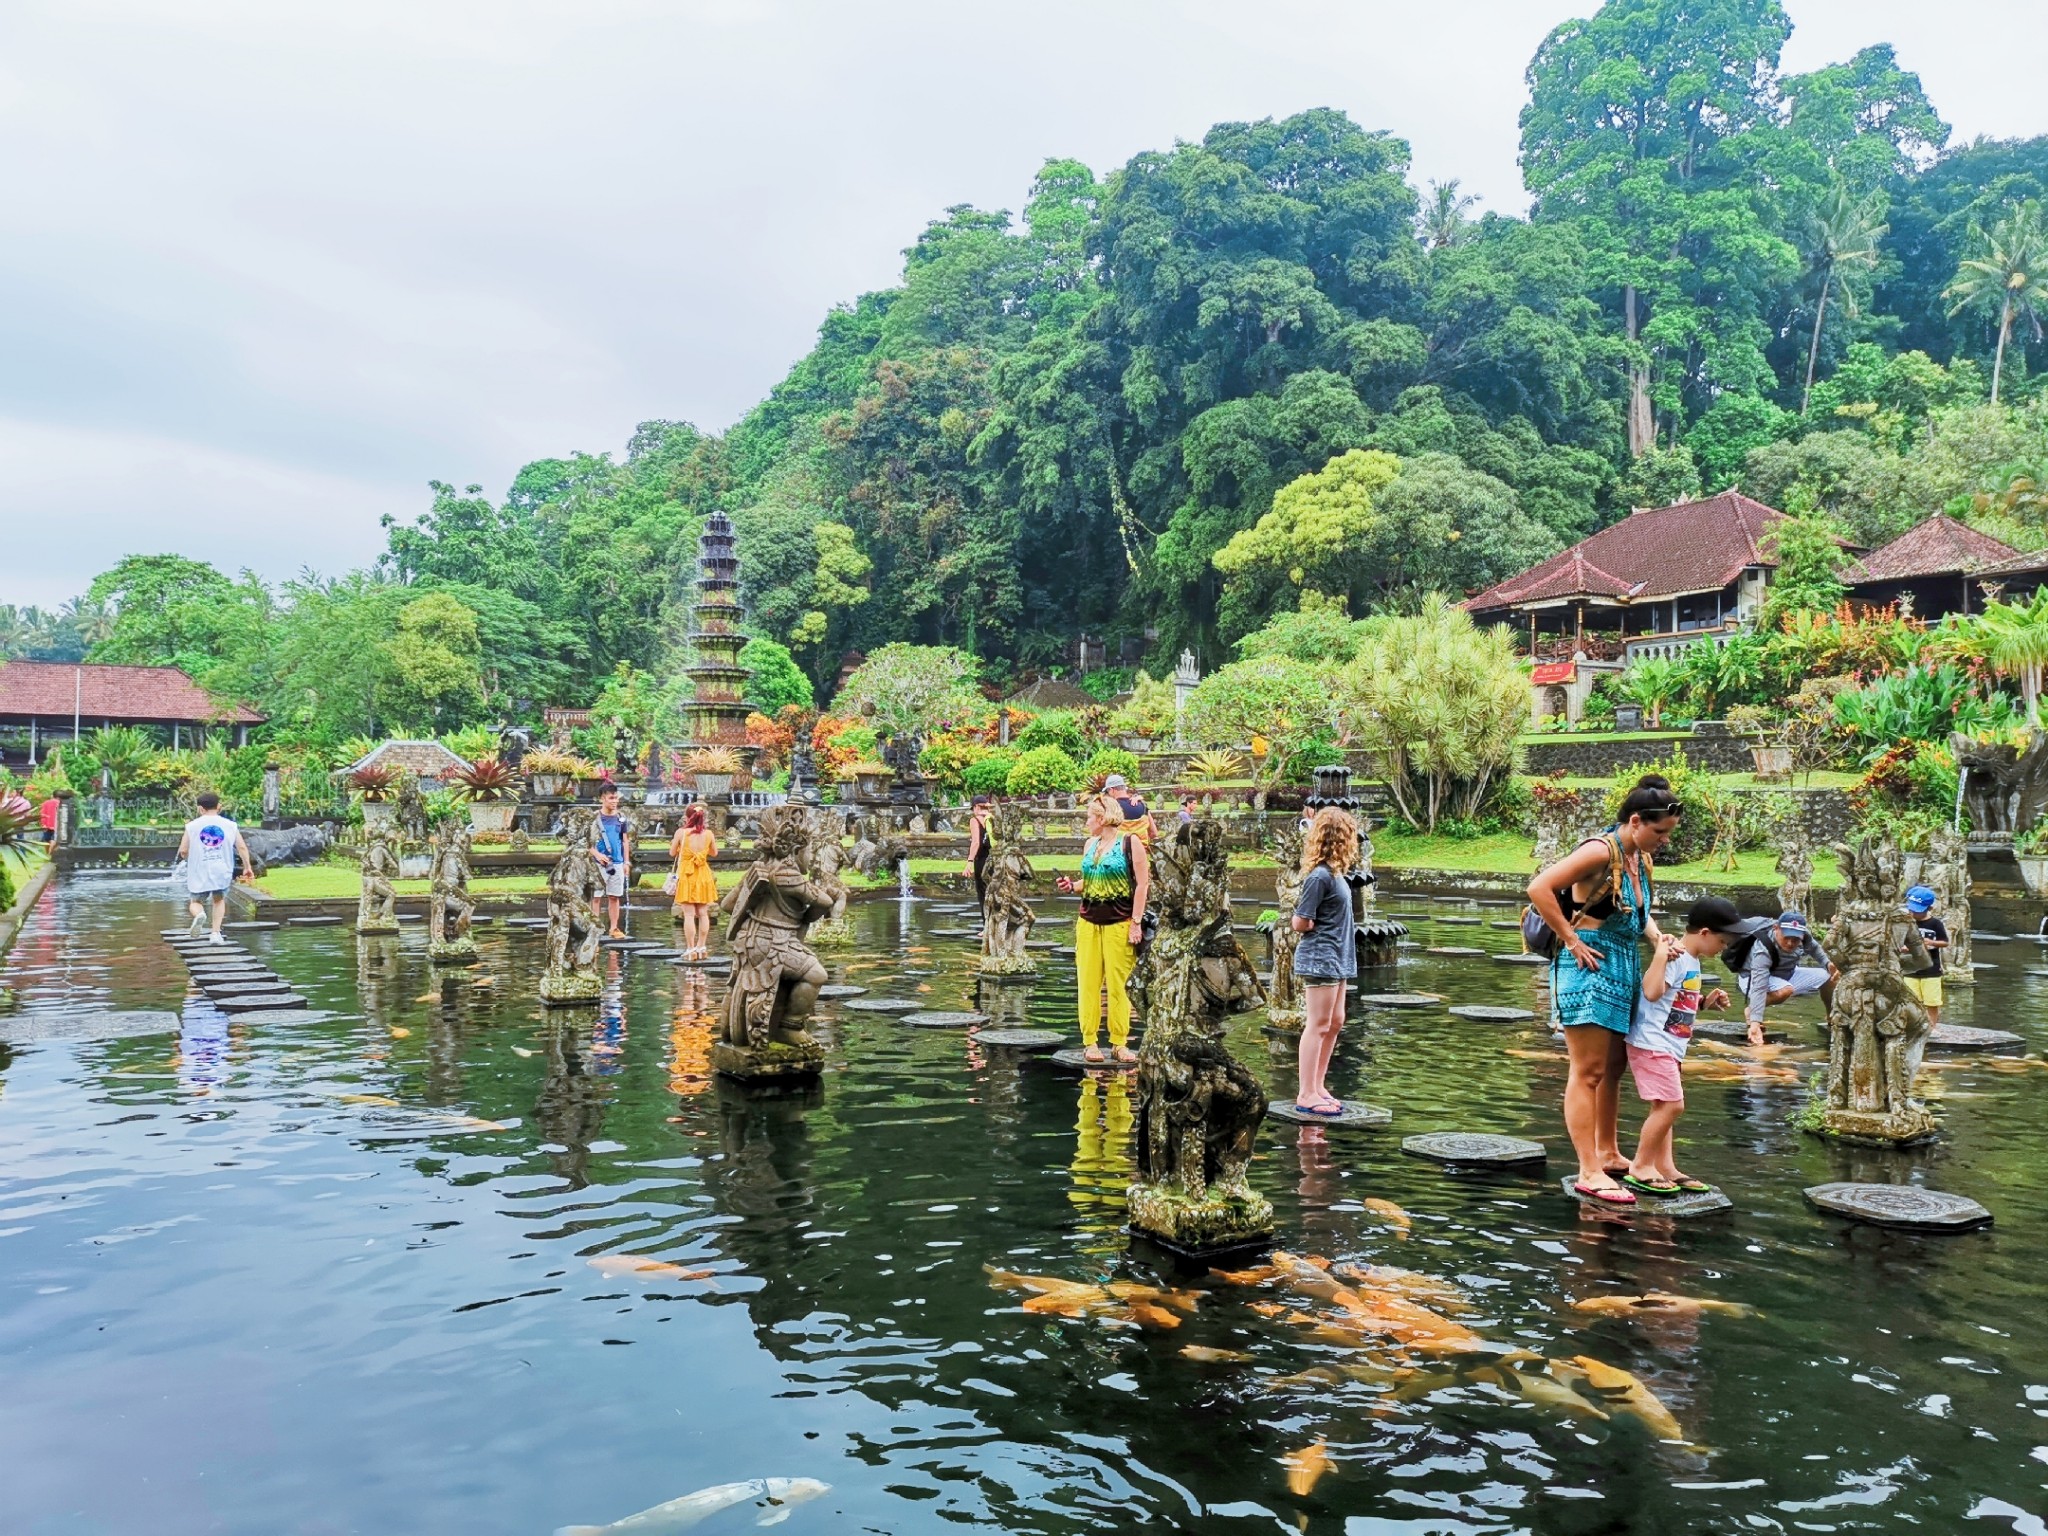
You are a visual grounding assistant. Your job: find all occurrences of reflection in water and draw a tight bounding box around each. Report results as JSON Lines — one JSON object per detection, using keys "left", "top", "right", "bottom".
{"left": 175, "top": 1006, "right": 231, "bottom": 1097}
{"left": 668, "top": 971, "right": 716, "bottom": 1097}
{"left": 1068, "top": 1075, "right": 1135, "bottom": 1250}
{"left": 533, "top": 1018, "right": 612, "bottom": 1187}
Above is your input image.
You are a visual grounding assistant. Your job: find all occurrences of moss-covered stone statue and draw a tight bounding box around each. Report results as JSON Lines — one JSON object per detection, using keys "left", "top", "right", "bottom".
{"left": 1266, "top": 823, "right": 1305, "bottom": 1031}
{"left": 1775, "top": 821, "right": 1813, "bottom": 918}
{"left": 977, "top": 802, "right": 1036, "bottom": 976}
{"left": 714, "top": 806, "right": 833, "bottom": 1083}
{"left": 805, "top": 809, "right": 856, "bottom": 948}
{"left": 1924, "top": 824, "right": 1972, "bottom": 983}
{"left": 540, "top": 807, "right": 604, "bottom": 1005}
{"left": 426, "top": 819, "right": 478, "bottom": 962}
{"left": 1127, "top": 816, "right": 1273, "bottom": 1258}
{"left": 355, "top": 821, "right": 400, "bottom": 935}
{"left": 1809, "top": 836, "right": 1936, "bottom": 1146}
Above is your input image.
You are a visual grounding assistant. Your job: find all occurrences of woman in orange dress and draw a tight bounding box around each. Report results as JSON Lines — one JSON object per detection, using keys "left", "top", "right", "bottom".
{"left": 669, "top": 802, "right": 720, "bottom": 960}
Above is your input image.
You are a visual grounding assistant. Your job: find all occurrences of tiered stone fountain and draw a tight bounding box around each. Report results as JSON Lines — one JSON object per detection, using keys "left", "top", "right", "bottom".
{"left": 1302, "top": 764, "right": 1407, "bottom": 968}
{"left": 682, "top": 512, "right": 756, "bottom": 792}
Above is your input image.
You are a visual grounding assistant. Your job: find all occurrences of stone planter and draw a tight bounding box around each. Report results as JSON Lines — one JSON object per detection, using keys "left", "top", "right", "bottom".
{"left": 574, "top": 777, "right": 608, "bottom": 800}
{"left": 468, "top": 799, "right": 517, "bottom": 835}
{"left": 694, "top": 772, "right": 734, "bottom": 799}
{"left": 527, "top": 772, "right": 569, "bottom": 799}
{"left": 1123, "top": 736, "right": 1155, "bottom": 752}
{"left": 360, "top": 800, "right": 396, "bottom": 831}
{"left": 1750, "top": 744, "right": 1793, "bottom": 781}
{"left": 851, "top": 771, "right": 888, "bottom": 802}
{"left": 2017, "top": 855, "right": 2048, "bottom": 898}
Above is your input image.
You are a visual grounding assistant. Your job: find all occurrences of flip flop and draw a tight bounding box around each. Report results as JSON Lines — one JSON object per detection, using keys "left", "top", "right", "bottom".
{"left": 1670, "top": 1177, "right": 1713, "bottom": 1194}
{"left": 1573, "top": 1181, "right": 1638, "bottom": 1206}
{"left": 1621, "top": 1174, "right": 1682, "bottom": 1197}
{"left": 1293, "top": 1102, "right": 1345, "bottom": 1117}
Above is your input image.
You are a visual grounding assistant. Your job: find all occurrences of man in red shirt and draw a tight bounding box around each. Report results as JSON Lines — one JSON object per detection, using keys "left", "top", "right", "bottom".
{"left": 37, "top": 794, "right": 59, "bottom": 844}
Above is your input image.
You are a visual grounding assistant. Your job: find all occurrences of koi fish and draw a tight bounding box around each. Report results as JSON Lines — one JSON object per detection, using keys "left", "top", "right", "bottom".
{"left": 1106, "top": 1281, "right": 1201, "bottom": 1314}
{"left": 472, "top": 975, "right": 495, "bottom": 988}
{"left": 1283, "top": 1439, "right": 1331, "bottom": 1496}
{"left": 511, "top": 1046, "right": 535, "bottom": 1058}
{"left": 1179, "top": 1345, "right": 1254, "bottom": 1363}
{"left": 1569, "top": 1291, "right": 1755, "bottom": 1319}
{"left": 334, "top": 1093, "right": 399, "bottom": 1107}
{"left": 1362, "top": 1199, "right": 1411, "bottom": 1230}
{"left": 587, "top": 1255, "right": 717, "bottom": 1283}
{"left": 1210, "top": 1264, "right": 1280, "bottom": 1286}
{"left": 1336, "top": 1263, "right": 1471, "bottom": 1312}
{"left": 1556, "top": 1354, "right": 1685, "bottom": 1441}
{"left": 554, "top": 1477, "right": 831, "bottom": 1535}
{"left": 388, "top": 1026, "right": 411, "bottom": 1039}
{"left": 984, "top": 1266, "right": 1102, "bottom": 1299}
{"left": 1121, "top": 1300, "right": 1182, "bottom": 1332}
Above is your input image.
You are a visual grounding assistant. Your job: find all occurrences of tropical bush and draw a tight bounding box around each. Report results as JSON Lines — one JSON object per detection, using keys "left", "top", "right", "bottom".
{"left": 1601, "top": 748, "right": 1736, "bottom": 866}
{"left": 834, "top": 643, "right": 988, "bottom": 735}
{"left": 810, "top": 716, "right": 879, "bottom": 778}
{"left": 1014, "top": 710, "right": 1087, "bottom": 758}
{"left": 962, "top": 751, "right": 1021, "bottom": 796}
{"left": 1106, "top": 672, "right": 1177, "bottom": 741}
{"left": 451, "top": 756, "right": 516, "bottom": 801}
{"left": 347, "top": 765, "right": 397, "bottom": 801}
{"left": 916, "top": 731, "right": 990, "bottom": 792}
{"left": 1084, "top": 747, "right": 1140, "bottom": 785}
{"left": 1005, "top": 746, "right": 1083, "bottom": 797}
{"left": 1832, "top": 666, "right": 2019, "bottom": 761}
{"left": 1185, "top": 749, "right": 1245, "bottom": 783}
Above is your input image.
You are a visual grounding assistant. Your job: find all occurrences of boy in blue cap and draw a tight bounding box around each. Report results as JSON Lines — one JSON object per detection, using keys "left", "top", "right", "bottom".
{"left": 1902, "top": 885, "right": 1948, "bottom": 1023}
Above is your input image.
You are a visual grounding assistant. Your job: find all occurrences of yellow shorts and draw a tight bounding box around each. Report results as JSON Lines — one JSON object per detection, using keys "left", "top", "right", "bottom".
{"left": 1903, "top": 975, "right": 1943, "bottom": 1007}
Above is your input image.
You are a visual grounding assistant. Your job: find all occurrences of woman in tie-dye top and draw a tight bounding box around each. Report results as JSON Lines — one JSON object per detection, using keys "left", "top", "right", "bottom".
{"left": 1055, "top": 795, "right": 1151, "bottom": 1064}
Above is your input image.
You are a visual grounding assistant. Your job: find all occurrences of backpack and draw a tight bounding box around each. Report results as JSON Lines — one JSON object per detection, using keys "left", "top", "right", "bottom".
{"left": 1521, "top": 835, "right": 1633, "bottom": 959}
{"left": 1717, "top": 915, "right": 1778, "bottom": 977}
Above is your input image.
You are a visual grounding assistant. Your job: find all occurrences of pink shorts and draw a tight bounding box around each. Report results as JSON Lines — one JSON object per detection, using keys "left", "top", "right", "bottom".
{"left": 1627, "top": 1045, "right": 1684, "bottom": 1104}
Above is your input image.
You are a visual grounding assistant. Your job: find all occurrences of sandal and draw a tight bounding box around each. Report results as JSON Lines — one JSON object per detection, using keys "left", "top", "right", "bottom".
{"left": 1573, "top": 1181, "right": 1638, "bottom": 1207}
{"left": 1293, "top": 1101, "right": 1344, "bottom": 1117}
{"left": 1621, "top": 1174, "right": 1682, "bottom": 1197}
{"left": 1670, "top": 1176, "right": 1713, "bottom": 1194}
{"left": 1113, "top": 1047, "right": 1139, "bottom": 1064}
{"left": 1083, "top": 1046, "right": 1105, "bottom": 1063}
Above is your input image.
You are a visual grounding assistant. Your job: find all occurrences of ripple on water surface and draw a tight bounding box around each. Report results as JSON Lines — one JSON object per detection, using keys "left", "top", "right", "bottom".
{"left": 2, "top": 873, "right": 2047, "bottom": 1532}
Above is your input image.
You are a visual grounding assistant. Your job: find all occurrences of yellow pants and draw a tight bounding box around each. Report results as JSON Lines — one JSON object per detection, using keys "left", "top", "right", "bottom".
{"left": 1075, "top": 917, "right": 1137, "bottom": 1048}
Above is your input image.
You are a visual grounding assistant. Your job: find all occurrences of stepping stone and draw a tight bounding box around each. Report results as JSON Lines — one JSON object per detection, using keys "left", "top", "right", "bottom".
{"left": 1691, "top": 1019, "right": 1788, "bottom": 1044}
{"left": 1268, "top": 1101, "right": 1391, "bottom": 1127}
{"left": 1403, "top": 1132, "right": 1546, "bottom": 1168}
{"left": 213, "top": 992, "right": 309, "bottom": 1012}
{"left": 1024, "top": 940, "right": 1060, "bottom": 950}
{"left": 506, "top": 918, "right": 549, "bottom": 929}
{"left": 2027, "top": 968, "right": 2048, "bottom": 979}
{"left": 1047, "top": 1048, "right": 1139, "bottom": 1073}
{"left": 1436, "top": 916, "right": 1482, "bottom": 926}
{"left": 396, "top": 914, "right": 423, "bottom": 923}
{"left": 1494, "top": 953, "right": 1548, "bottom": 966}
{"left": 199, "top": 978, "right": 291, "bottom": 996}
{"left": 1358, "top": 993, "right": 1444, "bottom": 1009}
{"left": 899, "top": 1010, "right": 990, "bottom": 1029}
{"left": 0, "top": 1010, "right": 182, "bottom": 1044}
{"left": 930, "top": 904, "right": 979, "bottom": 914}
{"left": 286, "top": 915, "right": 346, "bottom": 926}
{"left": 1425, "top": 946, "right": 1486, "bottom": 958}
{"left": 928, "top": 928, "right": 979, "bottom": 938}
{"left": 1490, "top": 920, "right": 1523, "bottom": 930}
{"left": 469, "top": 916, "right": 495, "bottom": 926}
{"left": 1926, "top": 1023, "right": 2026, "bottom": 1054}
{"left": 975, "top": 1029, "right": 1065, "bottom": 1051}
{"left": 1968, "top": 932, "right": 2009, "bottom": 943}
{"left": 817, "top": 984, "right": 868, "bottom": 999}
{"left": 1052, "top": 946, "right": 1075, "bottom": 957}
{"left": 1971, "top": 962, "right": 1998, "bottom": 971}
{"left": 2012, "top": 933, "right": 2048, "bottom": 942}
{"left": 1475, "top": 899, "right": 1520, "bottom": 908}
{"left": 1804, "top": 1182, "right": 1991, "bottom": 1232}
{"left": 223, "top": 921, "right": 280, "bottom": 931}
{"left": 232, "top": 1008, "right": 337, "bottom": 1026}
{"left": 601, "top": 938, "right": 659, "bottom": 950}
{"left": 632, "top": 948, "right": 685, "bottom": 960}
{"left": 840, "top": 998, "right": 924, "bottom": 1014}
{"left": 1448, "top": 1005, "right": 1534, "bottom": 1023}
{"left": 1561, "top": 1176, "right": 1732, "bottom": 1218}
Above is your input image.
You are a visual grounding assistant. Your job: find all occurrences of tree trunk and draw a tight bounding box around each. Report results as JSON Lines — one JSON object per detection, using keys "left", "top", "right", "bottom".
{"left": 1993, "top": 297, "right": 2012, "bottom": 407}
{"left": 1802, "top": 273, "right": 1833, "bottom": 416}
{"left": 1624, "top": 286, "right": 1653, "bottom": 458}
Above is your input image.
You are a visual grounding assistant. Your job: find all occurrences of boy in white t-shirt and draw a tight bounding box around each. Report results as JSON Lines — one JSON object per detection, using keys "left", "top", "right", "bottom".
{"left": 176, "top": 792, "right": 254, "bottom": 943}
{"left": 1624, "top": 896, "right": 1738, "bottom": 1196}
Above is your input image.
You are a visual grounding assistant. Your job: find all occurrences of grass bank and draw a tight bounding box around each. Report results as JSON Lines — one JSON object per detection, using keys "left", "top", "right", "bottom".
{"left": 1370, "top": 829, "right": 1841, "bottom": 891}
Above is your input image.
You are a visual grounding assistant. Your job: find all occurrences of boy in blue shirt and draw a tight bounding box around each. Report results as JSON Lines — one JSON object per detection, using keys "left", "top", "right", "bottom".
{"left": 1625, "top": 896, "right": 1737, "bottom": 1196}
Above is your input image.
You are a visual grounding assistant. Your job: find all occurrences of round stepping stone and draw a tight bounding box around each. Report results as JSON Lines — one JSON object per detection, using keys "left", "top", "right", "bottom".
{"left": 930, "top": 904, "right": 980, "bottom": 914}
{"left": 1358, "top": 993, "right": 1444, "bottom": 1009}
{"left": 928, "top": 928, "right": 979, "bottom": 939}
{"left": 286, "top": 915, "right": 346, "bottom": 926}
{"left": 0, "top": 1010, "right": 182, "bottom": 1044}
{"left": 213, "top": 992, "right": 308, "bottom": 1012}
{"left": 2026, "top": 968, "right": 2048, "bottom": 979}
{"left": 1024, "top": 940, "right": 1060, "bottom": 950}
{"left": 223, "top": 921, "right": 280, "bottom": 931}
{"left": 2013, "top": 933, "right": 2048, "bottom": 942}
{"left": 840, "top": 998, "right": 924, "bottom": 1014}
{"left": 600, "top": 938, "right": 658, "bottom": 950}
{"left": 1561, "top": 1175, "right": 1733, "bottom": 1218}
{"left": 189, "top": 967, "right": 270, "bottom": 982}
{"left": 469, "top": 915, "right": 495, "bottom": 926}
{"left": 1424, "top": 946, "right": 1486, "bottom": 958}
{"left": 817, "top": 984, "right": 868, "bottom": 998}
{"left": 200, "top": 978, "right": 291, "bottom": 996}
{"left": 232, "top": 1009, "right": 337, "bottom": 1026}
{"left": 1489, "top": 920, "right": 1522, "bottom": 930}
{"left": 1475, "top": 899, "right": 1520, "bottom": 908}
{"left": 1448, "top": 1005, "right": 1535, "bottom": 1023}
{"left": 632, "top": 948, "right": 685, "bottom": 960}
{"left": 1268, "top": 1101, "right": 1391, "bottom": 1127}
{"left": 1803, "top": 1182, "right": 1991, "bottom": 1232}
{"left": 396, "top": 913, "right": 423, "bottom": 923}
{"left": 1052, "top": 946, "right": 1075, "bottom": 957}
{"left": 1691, "top": 1019, "right": 1788, "bottom": 1044}
{"left": 1968, "top": 931, "right": 2009, "bottom": 943}
{"left": 975, "top": 1029, "right": 1065, "bottom": 1051}
{"left": 899, "top": 1010, "right": 990, "bottom": 1029}
{"left": 506, "top": 918, "right": 548, "bottom": 929}
{"left": 1494, "top": 953, "right": 1548, "bottom": 966}
{"left": 1926, "top": 1023, "right": 2026, "bottom": 1054}
{"left": 1048, "top": 1048, "right": 1139, "bottom": 1072}
{"left": 1971, "top": 962, "right": 1998, "bottom": 971}
{"left": 1403, "top": 1132, "right": 1546, "bottom": 1167}
{"left": 1436, "top": 916, "right": 1482, "bottom": 926}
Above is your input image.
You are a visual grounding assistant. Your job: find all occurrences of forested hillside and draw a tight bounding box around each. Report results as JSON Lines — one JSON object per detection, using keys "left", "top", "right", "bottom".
{"left": 6, "top": 0, "right": 2047, "bottom": 746}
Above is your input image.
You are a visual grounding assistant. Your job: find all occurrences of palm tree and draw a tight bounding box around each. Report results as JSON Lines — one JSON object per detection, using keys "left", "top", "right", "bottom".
{"left": 1945, "top": 203, "right": 2048, "bottom": 407}
{"left": 1959, "top": 587, "right": 2048, "bottom": 722}
{"left": 1421, "top": 179, "right": 1480, "bottom": 251}
{"left": 1617, "top": 656, "right": 1681, "bottom": 727}
{"left": 1801, "top": 184, "right": 1887, "bottom": 415}
{"left": 61, "top": 596, "right": 115, "bottom": 652}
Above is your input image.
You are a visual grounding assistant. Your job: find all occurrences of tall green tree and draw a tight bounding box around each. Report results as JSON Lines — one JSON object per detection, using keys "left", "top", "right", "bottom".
{"left": 1801, "top": 183, "right": 1889, "bottom": 414}
{"left": 1945, "top": 203, "right": 2047, "bottom": 405}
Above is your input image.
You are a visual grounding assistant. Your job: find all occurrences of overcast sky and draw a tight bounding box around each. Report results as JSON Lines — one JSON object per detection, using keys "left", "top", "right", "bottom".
{"left": 2, "top": 0, "right": 2042, "bottom": 607}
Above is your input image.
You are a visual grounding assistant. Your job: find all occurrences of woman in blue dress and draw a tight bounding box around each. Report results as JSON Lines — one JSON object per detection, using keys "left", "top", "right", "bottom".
{"left": 1525, "top": 776, "right": 1680, "bottom": 1205}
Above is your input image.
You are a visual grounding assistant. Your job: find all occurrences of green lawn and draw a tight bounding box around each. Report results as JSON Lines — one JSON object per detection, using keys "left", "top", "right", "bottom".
{"left": 1548, "top": 769, "right": 1860, "bottom": 791}
{"left": 1370, "top": 829, "right": 1841, "bottom": 890}
{"left": 255, "top": 863, "right": 742, "bottom": 903}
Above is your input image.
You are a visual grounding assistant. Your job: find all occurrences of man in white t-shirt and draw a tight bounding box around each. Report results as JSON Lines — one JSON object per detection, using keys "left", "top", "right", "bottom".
{"left": 176, "top": 792, "right": 254, "bottom": 943}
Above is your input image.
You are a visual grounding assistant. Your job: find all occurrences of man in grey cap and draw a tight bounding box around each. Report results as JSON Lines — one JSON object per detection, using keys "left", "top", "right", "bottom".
{"left": 1102, "top": 773, "right": 1155, "bottom": 844}
{"left": 1732, "top": 910, "right": 1836, "bottom": 1034}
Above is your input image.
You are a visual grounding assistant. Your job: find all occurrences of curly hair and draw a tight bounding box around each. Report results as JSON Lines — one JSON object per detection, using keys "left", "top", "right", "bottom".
{"left": 1088, "top": 794, "right": 1128, "bottom": 829}
{"left": 1300, "top": 806, "right": 1359, "bottom": 873}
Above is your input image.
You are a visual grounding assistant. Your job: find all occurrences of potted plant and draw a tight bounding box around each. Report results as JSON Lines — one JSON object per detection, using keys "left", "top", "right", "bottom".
{"left": 686, "top": 746, "right": 743, "bottom": 800}
{"left": 348, "top": 765, "right": 398, "bottom": 828}
{"left": 521, "top": 747, "right": 587, "bottom": 800}
{"left": 842, "top": 759, "right": 891, "bottom": 803}
{"left": 2015, "top": 825, "right": 2048, "bottom": 897}
{"left": 1725, "top": 705, "right": 1792, "bottom": 782}
{"left": 453, "top": 755, "right": 519, "bottom": 834}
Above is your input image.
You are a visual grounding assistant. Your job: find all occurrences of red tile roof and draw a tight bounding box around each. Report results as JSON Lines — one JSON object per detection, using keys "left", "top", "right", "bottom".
{"left": 0, "top": 662, "right": 264, "bottom": 725}
{"left": 1839, "top": 515, "right": 2017, "bottom": 584}
{"left": 1465, "top": 491, "right": 1787, "bottom": 613}
{"left": 1971, "top": 546, "right": 2048, "bottom": 582}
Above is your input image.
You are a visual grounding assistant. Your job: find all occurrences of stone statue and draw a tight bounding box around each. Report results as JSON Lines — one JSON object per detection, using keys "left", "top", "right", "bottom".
{"left": 1127, "top": 817, "right": 1274, "bottom": 1257}
{"left": 1923, "top": 824, "right": 1972, "bottom": 982}
{"left": 540, "top": 808, "right": 604, "bottom": 1004}
{"left": 426, "top": 820, "right": 477, "bottom": 962}
{"left": 977, "top": 802, "right": 1037, "bottom": 975}
{"left": 1953, "top": 730, "right": 2048, "bottom": 838}
{"left": 1812, "top": 836, "right": 1936, "bottom": 1145}
{"left": 644, "top": 742, "right": 665, "bottom": 789}
{"left": 496, "top": 724, "right": 531, "bottom": 773}
{"left": 612, "top": 723, "right": 635, "bottom": 781}
{"left": 1775, "top": 822, "right": 1813, "bottom": 918}
{"left": 805, "top": 807, "right": 856, "bottom": 948}
{"left": 714, "top": 806, "right": 834, "bottom": 1081}
{"left": 1530, "top": 784, "right": 1586, "bottom": 871}
{"left": 355, "top": 822, "right": 400, "bottom": 935}
{"left": 790, "top": 738, "right": 818, "bottom": 803}
{"left": 395, "top": 774, "right": 429, "bottom": 846}
{"left": 1267, "top": 823, "right": 1305, "bottom": 1031}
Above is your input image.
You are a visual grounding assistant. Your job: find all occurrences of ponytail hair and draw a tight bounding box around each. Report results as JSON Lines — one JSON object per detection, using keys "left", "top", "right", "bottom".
{"left": 683, "top": 802, "right": 708, "bottom": 833}
{"left": 1616, "top": 773, "right": 1681, "bottom": 825}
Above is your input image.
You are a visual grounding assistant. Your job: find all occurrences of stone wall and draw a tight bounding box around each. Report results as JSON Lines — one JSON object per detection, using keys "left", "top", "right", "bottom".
{"left": 1531, "top": 784, "right": 1851, "bottom": 864}
{"left": 1521, "top": 730, "right": 1754, "bottom": 777}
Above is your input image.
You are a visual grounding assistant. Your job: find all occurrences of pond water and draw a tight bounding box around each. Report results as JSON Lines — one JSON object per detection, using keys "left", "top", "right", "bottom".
{"left": 4, "top": 875, "right": 2048, "bottom": 1535}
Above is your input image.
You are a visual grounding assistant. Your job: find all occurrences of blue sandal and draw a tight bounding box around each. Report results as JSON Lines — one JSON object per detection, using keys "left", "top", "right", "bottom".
{"left": 1294, "top": 1101, "right": 1344, "bottom": 1117}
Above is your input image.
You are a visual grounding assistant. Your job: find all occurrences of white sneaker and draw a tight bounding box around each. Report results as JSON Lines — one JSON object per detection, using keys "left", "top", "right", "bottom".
{"left": 188, "top": 914, "right": 206, "bottom": 934}
{"left": 208, "top": 932, "right": 226, "bottom": 945}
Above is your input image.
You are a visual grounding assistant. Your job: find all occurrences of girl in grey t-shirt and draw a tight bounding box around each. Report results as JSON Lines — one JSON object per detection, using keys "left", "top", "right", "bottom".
{"left": 1292, "top": 807, "right": 1359, "bottom": 1115}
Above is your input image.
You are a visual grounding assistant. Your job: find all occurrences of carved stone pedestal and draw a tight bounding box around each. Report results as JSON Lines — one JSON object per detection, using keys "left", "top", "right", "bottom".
{"left": 712, "top": 1037, "right": 824, "bottom": 1084}
{"left": 427, "top": 937, "right": 478, "bottom": 963}
{"left": 538, "top": 972, "right": 603, "bottom": 1006}
{"left": 1809, "top": 1106, "right": 1938, "bottom": 1148}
